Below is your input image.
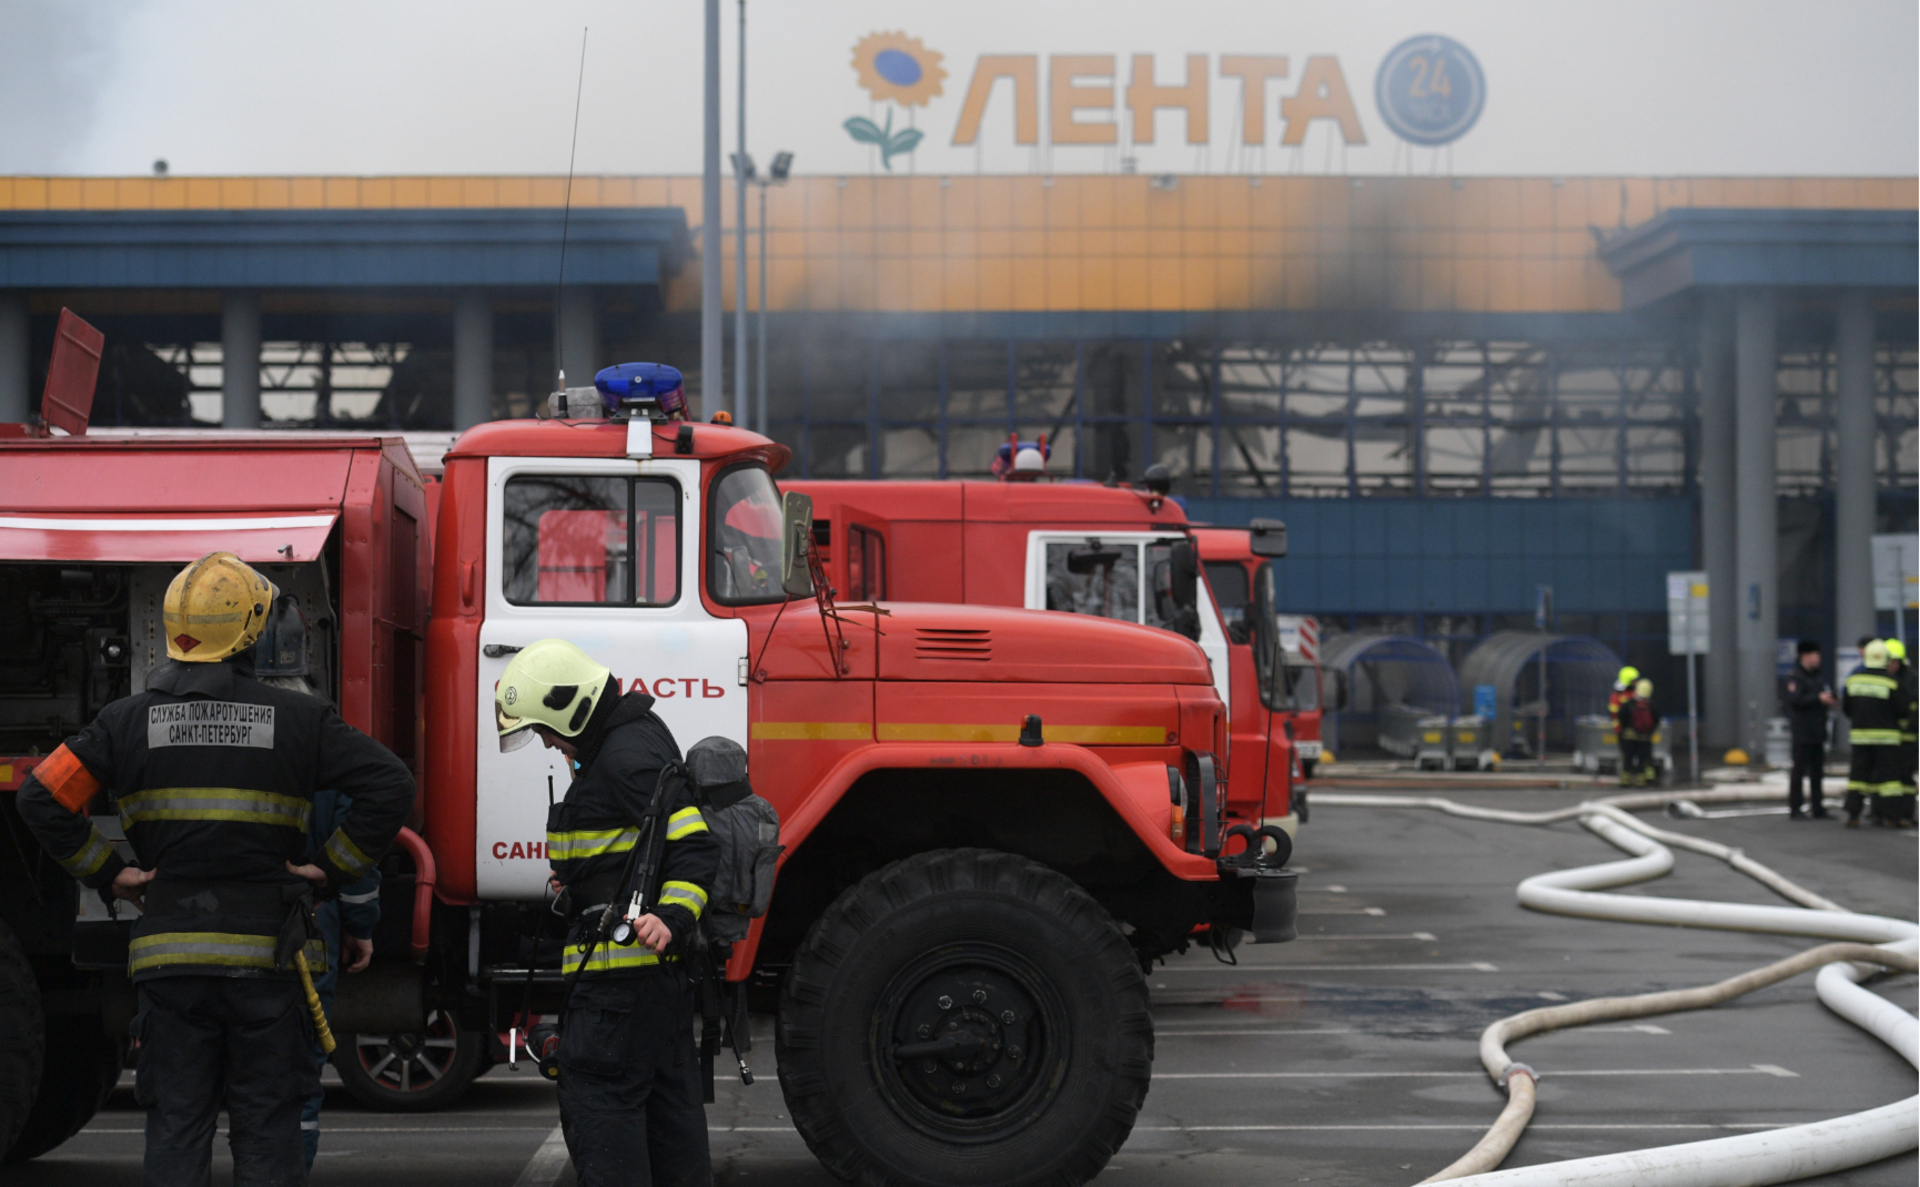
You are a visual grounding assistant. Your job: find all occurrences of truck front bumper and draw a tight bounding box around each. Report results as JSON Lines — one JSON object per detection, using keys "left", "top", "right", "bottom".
{"left": 1208, "top": 865, "right": 1298, "bottom": 944}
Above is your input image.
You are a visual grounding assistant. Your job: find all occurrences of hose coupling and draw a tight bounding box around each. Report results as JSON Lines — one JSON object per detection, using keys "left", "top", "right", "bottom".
{"left": 1500, "top": 1063, "right": 1538, "bottom": 1092}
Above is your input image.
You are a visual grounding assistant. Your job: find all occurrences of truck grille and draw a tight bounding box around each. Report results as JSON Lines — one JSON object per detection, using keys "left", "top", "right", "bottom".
{"left": 913, "top": 627, "right": 992, "bottom": 661}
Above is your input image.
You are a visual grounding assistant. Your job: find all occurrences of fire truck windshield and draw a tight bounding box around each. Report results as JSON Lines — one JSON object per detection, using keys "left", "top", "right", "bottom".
{"left": 709, "top": 465, "right": 786, "bottom": 604}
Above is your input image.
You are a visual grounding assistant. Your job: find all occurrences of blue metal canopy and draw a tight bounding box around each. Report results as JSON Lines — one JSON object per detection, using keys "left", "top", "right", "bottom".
{"left": 1598, "top": 208, "right": 1918, "bottom": 308}
{"left": 0, "top": 207, "right": 690, "bottom": 289}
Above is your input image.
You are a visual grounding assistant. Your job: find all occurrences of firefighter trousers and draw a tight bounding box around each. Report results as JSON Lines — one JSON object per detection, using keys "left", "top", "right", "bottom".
{"left": 557, "top": 970, "right": 711, "bottom": 1187}
{"left": 1788, "top": 742, "right": 1825, "bottom": 815}
{"left": 301, "top": 898, "right": 342, "bottom": 1170}
{"left": 1846, "top": 742, "right": 1907, "bottom": 822}
{"left": 134, "top": 975, "right": 317, "bottom": 1187}
{"left": 1619, "top": 738, "right": 1655, "bottom": 786}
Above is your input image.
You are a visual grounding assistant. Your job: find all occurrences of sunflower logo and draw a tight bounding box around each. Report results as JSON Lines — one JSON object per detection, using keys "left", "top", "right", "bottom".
{"left": 846, "top": 32, "right": 945, "bottom": 170}
{"left": 851, "top": 32, "right": 945, "bottom": 106}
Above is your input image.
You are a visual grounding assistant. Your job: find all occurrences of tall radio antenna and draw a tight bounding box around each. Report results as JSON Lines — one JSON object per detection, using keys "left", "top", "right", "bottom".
{"left": 554, "top": 26, "right": 588, "bottom": 392}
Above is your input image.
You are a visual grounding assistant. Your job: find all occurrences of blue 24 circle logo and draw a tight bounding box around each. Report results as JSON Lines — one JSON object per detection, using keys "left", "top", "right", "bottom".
{"left": 1375, "top": 35, "right": 1486, "bottom": 147}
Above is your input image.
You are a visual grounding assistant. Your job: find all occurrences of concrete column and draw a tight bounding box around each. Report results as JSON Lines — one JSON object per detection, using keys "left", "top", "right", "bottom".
{"left": 0, "top": 293, "right": 28, "bottom": 424}
{"left": 1696, "top": 292, "right": 1737, "bottom": 751}
{"left": 1833, "top": 290, "right": 1877, "bottom": 655}
{"left": 221, "top": 291, "right": 261, "bottom": 429}
{"left": 555, "top": 287, "right": 600, "bottom": 394}
{"left": 1733, "top": 288, "right": 1777, "bottom": 759}
{"left": 452, "top": 291, "right": 494, "bottom": 431}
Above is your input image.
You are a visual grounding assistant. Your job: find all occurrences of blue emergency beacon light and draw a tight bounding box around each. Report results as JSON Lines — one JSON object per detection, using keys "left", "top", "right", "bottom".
{"left": 594, "top": 362, "right": 687, "bottom": 420}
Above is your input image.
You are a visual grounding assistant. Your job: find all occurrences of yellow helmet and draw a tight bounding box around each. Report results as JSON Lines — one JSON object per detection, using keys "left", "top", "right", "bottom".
{"left": 495, "top": 639, "right": 613, "bottom": 752}
{"left": 1633, "top": 678, "right": 1653, "bottom": 698}
{"left": 1615, "top": 665, "right": 1639, "bottom": 689}
{"left": 1863, "top": 640, "right": 1890, "bottom": 669}
{"left": 163, "top": 552, "right": 275, "bottom": 663}
{"left": 1885, "top": 638, "right": 1908, "bottom": 662}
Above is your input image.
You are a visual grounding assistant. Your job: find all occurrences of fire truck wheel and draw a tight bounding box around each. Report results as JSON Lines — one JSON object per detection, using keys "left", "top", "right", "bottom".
{"left": 4, "top": 1014, "right": 121, "bottom": 1163}
{"left": 0, "top": 922, "right": 45, "bottom": 1161}
{"left": 777, "top": 848, "right": 1151, "bottom": 1187}
{"left": 330, "top": 1008, "right": 485, "bottom": 1112}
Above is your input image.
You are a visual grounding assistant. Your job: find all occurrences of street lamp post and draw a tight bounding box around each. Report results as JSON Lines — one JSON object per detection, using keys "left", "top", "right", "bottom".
{"left": 756, "top": 152, "right": 793, "bottom": 435}
{"left": 733, "top": 151, "right": 792, "bottom": 437}
{"left": 734, "top": 0, "right": 749, "bottom": 421}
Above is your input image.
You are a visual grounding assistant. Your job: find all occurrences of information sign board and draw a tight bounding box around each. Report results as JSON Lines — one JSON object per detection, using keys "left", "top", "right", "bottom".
{"left": 1666, "top": 571, "right": 1709, "bottom": 656}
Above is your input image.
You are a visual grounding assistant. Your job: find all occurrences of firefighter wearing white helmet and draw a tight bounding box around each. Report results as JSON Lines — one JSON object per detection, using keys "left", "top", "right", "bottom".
{"left": 14, "top": 551, "right": 414, "bottom": 1184}
{"left": 495, "top": 639, "right": 718, "bottom": 1187}
{"left": 495, "top": 638, "right": 615, "bottom": 752}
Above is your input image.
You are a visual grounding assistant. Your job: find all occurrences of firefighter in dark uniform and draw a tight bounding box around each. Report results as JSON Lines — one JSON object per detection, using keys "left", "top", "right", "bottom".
{"left": 495, "top": 639, "right": 719, "bottom": 1187}
{"left": 1781, "top": 639, "right": 1835, "bottom": 819}
{"left": 1841, "top": 640, "right": 1913, "bottom": 828}
{"left": 1614, "top": 678, "right": 1661, "bottom": 786}
{"left": 15, "top": 551, "right": 414, "bottom": 1186}
{"left": 1886, "top": 639, "right": 1917, "bottom": 801}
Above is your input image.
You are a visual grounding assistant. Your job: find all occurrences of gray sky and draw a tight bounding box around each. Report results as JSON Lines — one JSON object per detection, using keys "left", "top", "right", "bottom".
{"left": 4, "top": 0, "right": 1915, "bottom": 178}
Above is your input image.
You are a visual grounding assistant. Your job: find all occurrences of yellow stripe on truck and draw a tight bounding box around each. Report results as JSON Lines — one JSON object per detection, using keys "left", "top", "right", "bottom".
{"left": 750, "top": 722, "right": 871, "bottom": 740}
{"left": 878, "top": 723, "right": 1169, "bottom": 745}
{"left": 752, "top": 721, "right": 1170, "bottom": 745}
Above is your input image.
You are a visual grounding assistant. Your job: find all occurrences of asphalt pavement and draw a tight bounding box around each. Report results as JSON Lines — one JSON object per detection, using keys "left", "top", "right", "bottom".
{"left": 15, "top": 780, "right": 1916, "bottom": 1186}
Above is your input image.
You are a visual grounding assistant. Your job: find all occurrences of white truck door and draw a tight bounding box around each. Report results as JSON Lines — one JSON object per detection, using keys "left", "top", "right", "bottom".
{"left": 475, "top": 456, "right": 748, "bottom": 900}
{"left": 1024, "top": 530, "right": 1233, "bottom": 715}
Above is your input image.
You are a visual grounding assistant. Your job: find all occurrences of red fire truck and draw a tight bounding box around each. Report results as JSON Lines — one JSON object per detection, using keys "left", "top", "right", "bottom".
{"left": 0, "top": 369, "right": 1295, "bottom": 1186}
{"left": 1191, "top": 527, "right": 1326, "bottom": 780}
{"left": 787, "top": 479, "right": 1305, "bottom": 829}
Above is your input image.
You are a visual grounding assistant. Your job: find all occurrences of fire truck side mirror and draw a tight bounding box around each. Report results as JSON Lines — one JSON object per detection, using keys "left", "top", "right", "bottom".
{"left": 1248, "top": 519, "right": 1287, "bottom": 558}
{"left": 780, "top": 491, "right": 816, "bottom": 599}
{"left": 1168, "top": 541, "right": 1198, "bottom": 612}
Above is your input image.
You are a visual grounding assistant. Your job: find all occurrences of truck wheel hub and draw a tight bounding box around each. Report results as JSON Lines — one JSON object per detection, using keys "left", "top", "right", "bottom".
{"left": 875, "top": 945, "right": 1066, "bottom": 1137}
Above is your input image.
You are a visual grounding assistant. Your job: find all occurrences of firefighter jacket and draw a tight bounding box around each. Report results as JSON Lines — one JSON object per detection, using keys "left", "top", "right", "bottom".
{"left": 547, "top": 685, "right": 718, "bottom": 977}
{"left": 1842, "top": 668, "right": 1912, "bottom": 747}
{"left": 1782, "top": 666, "right": 1833, "bottom": 744}
{"left": 1614, "top": 696, "right": 1659, "bottom": 742}
{"left": 310, "top": 790, "right": 382, "bottom": 940}
{"left": 16, "top": 658, "right": 415, "bottom": 982}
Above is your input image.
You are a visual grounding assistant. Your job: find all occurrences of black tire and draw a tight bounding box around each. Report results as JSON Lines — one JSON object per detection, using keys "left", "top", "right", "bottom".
{"left": 777, "top": 849, "right": 1152, "bottom": 1187}
{"left": 0, "top": 922, "right": 45, "bottom": 1160}
{"left": 330, "top": 1007, "right": 485, "bottom": 1112}
{"left": 4, "top": 1014, "right": 121, "bottom": 1163}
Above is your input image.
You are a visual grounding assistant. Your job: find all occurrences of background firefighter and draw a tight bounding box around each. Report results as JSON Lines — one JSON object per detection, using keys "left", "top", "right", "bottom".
{"left": 1614, "top": 678, "right": 1661, "bottom": 787}
{"left": 496, "top": 639, "right": 720, "bottom": 1187}
{"left": 12, "top": 551, "right": 414, "bottom": 1186}
{"left": 1842, "top": 641, "right": 1915, "bottom": 828}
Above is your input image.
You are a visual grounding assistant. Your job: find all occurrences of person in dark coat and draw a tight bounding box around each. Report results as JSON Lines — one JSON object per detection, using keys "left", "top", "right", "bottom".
{"left": 1781, "top": 639, "right": 1835, "bottom": 819}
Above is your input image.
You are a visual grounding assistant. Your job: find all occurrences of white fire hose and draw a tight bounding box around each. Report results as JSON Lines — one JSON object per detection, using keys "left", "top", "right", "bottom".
{"left": 1312, "top": 785, "right": 1919, "bottom": 1187}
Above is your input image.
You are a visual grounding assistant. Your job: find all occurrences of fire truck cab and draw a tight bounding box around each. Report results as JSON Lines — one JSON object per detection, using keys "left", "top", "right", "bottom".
{"left": 788, "top": 479, "right": 1300, "bottom": 829}
{"left": 1192, "top": 526, "right": 1326, "bottom": 780}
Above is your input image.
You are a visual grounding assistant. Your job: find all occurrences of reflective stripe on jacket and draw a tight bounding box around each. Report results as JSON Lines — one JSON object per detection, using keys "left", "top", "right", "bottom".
{"left": 546, "top": 689, "right": 719, "bottom": 978}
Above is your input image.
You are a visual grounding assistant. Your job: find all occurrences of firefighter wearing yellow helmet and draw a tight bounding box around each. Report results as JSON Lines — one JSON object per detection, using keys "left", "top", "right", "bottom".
{"left": 163, "top": 550, "right": 277, "bottom": 661}
{"left": 1608, "top": 666, "right": 1640, "bottom": 717}
{"left": 13, "top": 552, "right": 415, "bottom": 1183}
{"left": 495, "top": 639, "right": 718, "bottom": 1187}
{"left": 1883, "top": 639, "right": 1917, "bottom": 811}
